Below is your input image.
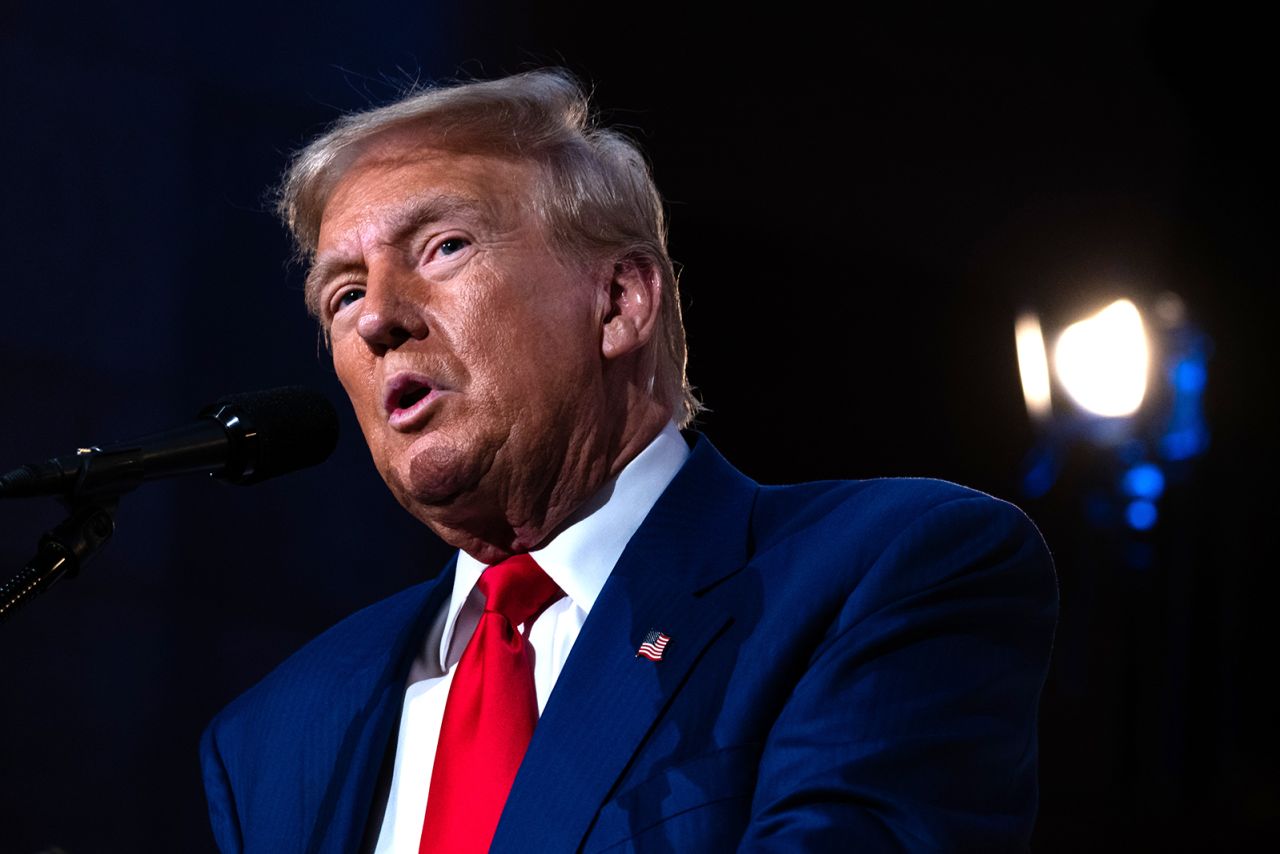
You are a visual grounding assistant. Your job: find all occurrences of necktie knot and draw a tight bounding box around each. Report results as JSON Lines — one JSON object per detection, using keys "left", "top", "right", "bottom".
{"left": 477, "top": 553, "right": 564, "bottom": 628}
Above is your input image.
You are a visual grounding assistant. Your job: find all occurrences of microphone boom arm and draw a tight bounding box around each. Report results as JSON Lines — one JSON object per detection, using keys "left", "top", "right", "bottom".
{"left": 0, "top": 497, "right": 117, "bottom": 624}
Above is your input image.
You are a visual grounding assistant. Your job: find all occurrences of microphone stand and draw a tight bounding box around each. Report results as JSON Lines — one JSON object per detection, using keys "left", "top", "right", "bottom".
{"left": 1, "top": 385, "right": 338, "bottom": 623}
{"left": 0, "top": 497, "right": 118, "bottom": 624}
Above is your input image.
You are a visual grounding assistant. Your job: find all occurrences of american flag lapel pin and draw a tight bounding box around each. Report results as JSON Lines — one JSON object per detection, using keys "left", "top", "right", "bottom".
{"left": 636, "top": 629, "right": 671, "bottom": 661}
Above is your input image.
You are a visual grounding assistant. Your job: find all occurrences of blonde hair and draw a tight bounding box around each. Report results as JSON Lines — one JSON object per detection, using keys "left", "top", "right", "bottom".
{"left": 276, "top": 68, "right": 701, "bottom": 427}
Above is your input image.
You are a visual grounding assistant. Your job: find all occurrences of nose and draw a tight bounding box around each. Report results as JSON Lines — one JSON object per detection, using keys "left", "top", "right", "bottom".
{"left": 355, "top": 265, "right": 430, "bottom": 353}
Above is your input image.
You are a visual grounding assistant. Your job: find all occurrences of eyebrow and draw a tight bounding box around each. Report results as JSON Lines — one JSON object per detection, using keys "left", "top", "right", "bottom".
{"left": 303, "top": 193, "right": 496, "bottom": 316}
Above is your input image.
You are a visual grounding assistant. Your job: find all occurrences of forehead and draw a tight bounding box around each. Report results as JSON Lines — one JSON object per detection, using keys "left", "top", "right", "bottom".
{"left": 318, "top": 132, "right": 540, "bottom": 250}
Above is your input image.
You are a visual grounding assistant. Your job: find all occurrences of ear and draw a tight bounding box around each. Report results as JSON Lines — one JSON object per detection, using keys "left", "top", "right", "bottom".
{"left": 601, "top": 256, "right": 662, "bottom": 360}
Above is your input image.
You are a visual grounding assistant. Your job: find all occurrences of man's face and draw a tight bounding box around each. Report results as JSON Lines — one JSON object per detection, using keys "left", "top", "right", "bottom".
{"left": 311, "top": 133, "right": 609, "bottom": 536}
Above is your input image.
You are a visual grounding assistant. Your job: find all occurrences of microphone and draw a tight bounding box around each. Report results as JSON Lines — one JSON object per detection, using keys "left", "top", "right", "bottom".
{"left": 0, "top": 386, "right": 340, "bottom": 499}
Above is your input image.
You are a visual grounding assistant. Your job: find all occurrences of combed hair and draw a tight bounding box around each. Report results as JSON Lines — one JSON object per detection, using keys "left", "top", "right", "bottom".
{"left": 277, "top": 68, "right": 701, "bottom": 427}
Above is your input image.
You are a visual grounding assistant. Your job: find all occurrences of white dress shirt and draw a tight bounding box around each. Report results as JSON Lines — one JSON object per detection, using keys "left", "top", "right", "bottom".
{"left": 372, "top": 422, "right": 690, "bottom": 853}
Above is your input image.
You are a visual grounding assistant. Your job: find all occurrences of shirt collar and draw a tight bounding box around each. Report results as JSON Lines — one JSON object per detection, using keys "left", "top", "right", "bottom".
{"left": 442, "top": 421, "right": 690, "bottom": 669}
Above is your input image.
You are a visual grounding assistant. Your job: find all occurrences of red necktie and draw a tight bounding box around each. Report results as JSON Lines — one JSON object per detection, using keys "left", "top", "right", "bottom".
{"left": 419, "top": 554, "right": 565, "bottom": 854}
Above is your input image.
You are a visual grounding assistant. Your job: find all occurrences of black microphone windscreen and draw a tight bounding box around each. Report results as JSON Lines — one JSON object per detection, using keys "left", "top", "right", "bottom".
{"left": 205, "top": 386, "right": 340, "bottom": 484}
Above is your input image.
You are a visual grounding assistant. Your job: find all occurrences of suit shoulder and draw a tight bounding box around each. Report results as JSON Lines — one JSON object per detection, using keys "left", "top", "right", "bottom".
{"left": 752, "top": 475, "right": 1038, "bottom": 554}
{"left": 206, "top": 576, "right": 441, "bottom": 738}
{"left": 741, "top": 475, "right": 1056, "bottom": 658}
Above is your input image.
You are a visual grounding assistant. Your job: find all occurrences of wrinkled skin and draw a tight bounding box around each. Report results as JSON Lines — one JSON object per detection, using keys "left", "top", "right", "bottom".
{"left": 311, "top": 130, "right": 670, "bottom": 563}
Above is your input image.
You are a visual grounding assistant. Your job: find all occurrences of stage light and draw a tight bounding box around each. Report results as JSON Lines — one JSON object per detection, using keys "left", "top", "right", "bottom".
{"left": 1015, "top": 312, "right": 1053, "bottom": 419}
{"left": 1053, "top": 299, "right": 1149, "bottom": 417}
{"left": 1014, "top": 291, "right": 1210, "bottom": 543}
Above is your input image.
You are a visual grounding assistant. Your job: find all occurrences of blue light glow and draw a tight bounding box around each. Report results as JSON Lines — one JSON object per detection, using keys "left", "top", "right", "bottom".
{"left": 1122, "top": 463, "right": 1165, "bottom": 500}
{"left": 1172, "top": 358, "right": 1208, "bottom": 393}
{"left": 1126, "top": 499, "right": 1158, "bottom": 530}
{"left": 1161, "top": 428, "right": 1208, "bottom": 461}
{"left": 1159, "top": 348, "right": 1210, "bottom": 461}
{"left": 1021, "top": 446, "right": 1058, "bottom": 498}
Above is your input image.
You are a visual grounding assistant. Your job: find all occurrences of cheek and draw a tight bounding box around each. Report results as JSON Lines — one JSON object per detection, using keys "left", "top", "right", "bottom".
{"left": 331, "top": 339, "right": 383, "bottom": 433}
{"left": 473, "top": 276, "right": 598, "bottom": 371}
{"left": 447, "top": 285, "right": 529, "bottom": 390}
{"left": 462, "top": 314, "right": 588, "bottom": 405}
{"left": 332, "top": 337, "right": 372, "bottom": 395}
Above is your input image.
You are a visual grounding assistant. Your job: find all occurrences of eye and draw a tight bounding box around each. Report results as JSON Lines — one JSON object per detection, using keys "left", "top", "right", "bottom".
{"left": 330, "top": 286, "right": 364, "bottom": 316}
{"left": 437, "top": 236, "right": 470, "bottom": 258}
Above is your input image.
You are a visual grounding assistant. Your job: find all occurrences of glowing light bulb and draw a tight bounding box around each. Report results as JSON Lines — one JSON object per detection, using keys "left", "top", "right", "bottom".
{"left": 1016, "top": 312, "right": 1052, "bottom": 419}
{"left": 1053, "top": 299, "right": 1149, "bottom": 417}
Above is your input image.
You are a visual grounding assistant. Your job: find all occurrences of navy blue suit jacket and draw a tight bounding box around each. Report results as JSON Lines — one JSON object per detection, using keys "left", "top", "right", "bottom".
{"left": 201, "top": 435, "right": 1057, "bottom": 852}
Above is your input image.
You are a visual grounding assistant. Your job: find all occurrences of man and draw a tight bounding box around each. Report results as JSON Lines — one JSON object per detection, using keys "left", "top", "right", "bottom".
{"left": 201, "top": 69, "right": 1058, "bottom": 853}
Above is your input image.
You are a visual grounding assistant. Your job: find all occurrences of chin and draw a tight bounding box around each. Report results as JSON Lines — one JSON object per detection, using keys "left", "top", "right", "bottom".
{"left": 381, "top": 438, "right": 486, "bottom": 510}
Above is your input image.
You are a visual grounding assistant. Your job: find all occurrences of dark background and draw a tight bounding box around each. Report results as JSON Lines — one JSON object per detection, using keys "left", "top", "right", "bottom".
{"left": 1, "top": 3, "right": 1275, "bottom": 851}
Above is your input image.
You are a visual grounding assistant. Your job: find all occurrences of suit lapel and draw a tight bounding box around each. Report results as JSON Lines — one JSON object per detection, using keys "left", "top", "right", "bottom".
{"left": 491, "top": 437, "right": 758, "bottom": 853}
{"left": 304, "top": 559, "right": 458, "bottom": 853}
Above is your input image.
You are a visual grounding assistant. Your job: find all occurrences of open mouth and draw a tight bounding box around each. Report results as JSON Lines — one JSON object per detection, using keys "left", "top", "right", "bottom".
{"left": 384, "top": 373, "right": 444, "bottom": 428}
{"left": 395, "top": 384, "right": 431, "bottom": 412}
